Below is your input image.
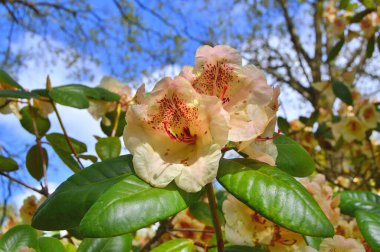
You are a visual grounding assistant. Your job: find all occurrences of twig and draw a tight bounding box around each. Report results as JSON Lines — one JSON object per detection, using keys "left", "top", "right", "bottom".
{"left": 138, "top": 220, "right": 169, "bottom": 252}
{"left": 0, "top": 171, "right": 48, "bottom": 196}
{"left": 50, "top": 100, "right": 84, "bottom": 169}
{"left": 206, "top": 183, "right": 224, "bottom": 252}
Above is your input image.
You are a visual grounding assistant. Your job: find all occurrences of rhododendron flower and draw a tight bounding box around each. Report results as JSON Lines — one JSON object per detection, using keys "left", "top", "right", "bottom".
{"left": 328, "top": 15, "right": 347, "bottom": 36}
{"left": 319, "top": 235, "right": 365, "bottom": 252}
{"left": 323, "top": 1, "right": 337, "bottom": 23}
{"left": 361, "top": 13, "right": 378, "bottom": 38}
{"left": 300, "top": 174, "right": 341, "bottom": 225}
{"left": 223, "top": 195, "right": 312, "bottom": 251}
{"left": 332, "top": 117, "right": 366, "bottom": 143}
{"left": 88, "top": 76, "right": 132, "bottom": 124}
{"left": 358, "top": 103, "right": 380, "bottom": 129}
{"left": 123, "top": 76, "right": 229, "bottom": 192}
{"left": 20, "top": 195, "right": 45, "bottom": 224}
{"left": 238, "top": 87, "right": 280, "bottom": 165}
{"left": 0, "top": 83, "right": 19, "bottom": 117}
{"left": 180, "top": 45, "right": 274, "bottom": 143}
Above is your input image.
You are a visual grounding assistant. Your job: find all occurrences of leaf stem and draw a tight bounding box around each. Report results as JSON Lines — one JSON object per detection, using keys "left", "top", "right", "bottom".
{"left": 206, "top": 183, "right": 224, "bottom": 252}
{"left": 50, "top": 100, "right": 84, "bottom": 169}
{"left": 28, "top": 101, "right": 49, "bottom": 193}
{"left": 111, "top": 102, "right": 122, "bottom": 137}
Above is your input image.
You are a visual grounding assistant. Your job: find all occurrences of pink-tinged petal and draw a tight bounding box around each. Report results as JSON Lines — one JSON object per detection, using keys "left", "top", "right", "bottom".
{"left": 195, "top": 45, "right": 242, "bottom": 69}
{"left": 319, "top": 235, "right": 365, "bottom": 252}
{"left": 228, "top": 104, "right": 269, "bottom": 142}
{"left": 241, "top": 141, "right": 277, "bottom": 166}
{"left": 179, "top": 66, "right": 196, "bottom": 82}
{"left": 174, "top": 144, "right": 221, "bottom": 192}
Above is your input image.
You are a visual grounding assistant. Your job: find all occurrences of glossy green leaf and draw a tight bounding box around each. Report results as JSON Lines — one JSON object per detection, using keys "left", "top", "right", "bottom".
{"left": 49, "top": 85, "right": 90, "bottom": 109}
{"left": 0, "top": 90, "right": 36, "bottom": 99}
{"left": 339, "top": 190, "right": 380, "bottom": 216}
{"left": 277, "top": 117, "right": 290, "bottom": 134}
{"left": 26, "top": 145, "right": 48, "bottom": 181}
{"left": 356, "top": 210, "right": 380, "bottom": 252}
{"left": 304, "top": 235, "right": 323, "bottom": 250}
{"left": 79, "top": 176, "right": 202, "bottom": 237}
{"left": 32, "top": 155, "right": 134, "bottom": 230}
{"left": 326, "top": 38, "right": 344, "bottom": 62}
{"left": 95, "top": 137, "right": 121, "bottom": 161}
{"left": 0, "top": 225, "right": 38, "bottom": 252}
{"left": 51, "top": 147, "right": 81, "bottom": 173}
{"left": 46, "top": 133, "right": 87, "bottom": 154}
{"left": 0, "top": 156, "right": 18, "bottom": 172}
{"left": 189, "top": 202, "right": 224, "bottom": 226}
{"left": 151, "top": 239, "right": 194, "bottom": 252}
{"left": 274, "top": 134, "right": 315, "bottom": 177}
{"left": 77, "top": 233, "right": 132, "bottom": 252}
{"left": 332, "top": 80, "right": 353, "bottom": 105}
{"left": 217, "top": 159, "right": 334, "bottom": 237}
{"left": 38, "top": 237, "right": 66, "bottom": 252}
{"left": 366, "top": 35, "right": 375, "bottom": 58}
{"left": 0, "top": 69, "right": 22, "bottom": 89}
{"left": 92, "top": 87, "right": 120, "bottom": 101}
{"left": 101, "top": 111, "right": 126, "bottom": 137}
{"left": 19, "top": 106, "right": 51, "bottom": 136}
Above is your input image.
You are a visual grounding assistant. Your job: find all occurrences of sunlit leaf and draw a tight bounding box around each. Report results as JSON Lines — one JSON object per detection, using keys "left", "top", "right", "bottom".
{"left": 0, "top": 225, "right": 38, "bottom": 252}
{"left": 0, "top": 69, "right": 23, "bottom": 89}
{"left": 151, "top": 239, "right": 193, "bottom": 252}
{"left": 32, "top": 155, "right": 134, "bottom": 231}
{"left": 274, "top": 135, "right": 315, "bottom": 177}
{"left": 217, "top": 159, "right": 334, "bottom": 237}
{"left": 38, "top": 237, "right": 65, "bottom": 252}
{"left": 95, "top": 137, "right": 121, "bottom": 161}
{"left": 356, "top": 209, "right": 380, "bottom": 251}
{"left": 77, "top": 233, "right": 132, "bottom": 252}
{"left": 339, "top": 190, "right": 380, "bottom": 216}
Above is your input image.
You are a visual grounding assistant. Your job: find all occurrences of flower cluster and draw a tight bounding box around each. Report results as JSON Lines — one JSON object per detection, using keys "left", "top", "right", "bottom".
{"left": 223, "top": 174, "right": 368, "bottom": 251}
{"left": 123, "top": 45, "right": 279, "bottom": 192}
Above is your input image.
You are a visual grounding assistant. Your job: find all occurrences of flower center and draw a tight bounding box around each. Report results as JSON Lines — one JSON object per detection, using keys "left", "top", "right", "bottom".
{"left": 149, "top": 94, "right": 198, "bottom": 145}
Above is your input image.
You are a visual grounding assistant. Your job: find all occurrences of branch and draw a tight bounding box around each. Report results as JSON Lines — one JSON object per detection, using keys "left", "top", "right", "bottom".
{"left": 278, "top": 0, "right": 312, "bottom": 67}
{"left": 312, "top": 0, "right": 323, "bottom": 82}
{"left": 0, "top": 171, "right": 48, "bottom": 196}
{"left": 206, "top": 183, "right": 224, "bottom": 252}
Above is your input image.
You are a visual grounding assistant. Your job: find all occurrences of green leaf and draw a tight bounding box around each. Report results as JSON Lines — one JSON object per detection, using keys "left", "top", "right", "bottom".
{"left": 100, "top": 111, "right": 126, "bottom": 137}
{"left": 32, "top": 155, "right": 134, "bottom": 231}
{"left": 46, "top": 133, "right": 87, "bottom": 154}
{"left": 189, "top": 202, "right": 224, "bottom": 226}
{"left": 46, "top": 133, "right": 86, "bottom": 173}
{"left": 95, "top": 137, "right": 121, "bottom": 161}
{"left": 26, "top": 145, "right": 48, "bottom": 181}
{"left": 356, "top": 210, "right": 380, "bottom": 252}
{"left": 49, "top": 85, "right": 90, "bottom": 109}
{"left": 38, "top": 237, "right": 66, "bottom": 252}
{"left": 0, "top": 90, "right": 36, "bottom": 99}
{"left": 366, "top": 35, "right": 375, "bottom": 58}
{"left": 0, "top": 69, "right": 22, "bottom": 89}
{"left": 304, "top": 235, "right": 323, "bottom": 250}
{"left": 326, "top": 38, "right": 344, "bottom": 62}
{"left": 0, "top": 225, "right": 38, "bottom": 252}
{"left": 19, "top": 106, "right": 51, "bottom": 136}
{"left": 359, "top": 0, "right": 375, "bottom": 8}
{"left": 79, "top": 154, "right": 98, "bottom": 163}
{"left": 217, "top": 159, "right": 334, "bottom": 237}
{"left": 79, "top": 176, "right": 202, "bottom": 237}
{"left": 377, "top": 34, "right": 380, "bottom": 53}
{"left": 77, "top": 233, "right": 132, "bottom": 252}
{"left": 92, "top": 87, "right": 120, "bottom": 101}
{"left": 274, "top": 135, "right": 315, "bottom": 177}
{"left": 51, "top": 147, "right": 81, "bottom": 173}
{"left": 0, "top": 156, "right": 18, "bottom": 172}
{"left": 151, "top": 239, "right": 194, "bottom": 252}
{"left": 277, "top": 117, "right": 290, "bottom": 134}
{"left": 332, "top": 80, "right": 353, "bottom": 105}
{"left": 339, "top": 190, "right": 380, "bottom": 216}
{"left": 350, "top": 8, "right": 375, "bottom": 23}
{"left": 339, "top": 0, "right": 350, "bottom": 9}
